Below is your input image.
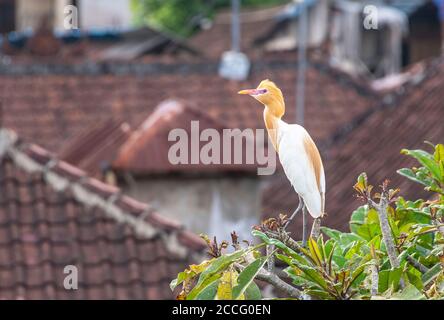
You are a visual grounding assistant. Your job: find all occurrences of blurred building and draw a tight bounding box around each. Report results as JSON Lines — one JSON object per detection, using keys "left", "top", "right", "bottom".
{"left": 255, "top": 0, "right": 330, "bottom": 51}
{"left": 330, "top": 0, "right": 442, "bottom": 77}
{"left": 78, "top": 0, "right": 132, "bottom": 29}
{"left": 0, "top": 0, "right": 71, "bottom": 32}
{"left": 0, "top": 0, "right": 15, "bottom": 33}
{"left": 0, "top": 0, "right": 132, "bottom": 33}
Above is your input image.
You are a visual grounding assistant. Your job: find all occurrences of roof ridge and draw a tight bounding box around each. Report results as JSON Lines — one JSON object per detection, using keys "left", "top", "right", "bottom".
{"left": 381, "top": 56, "right": 444, "bottom": 103}
{"left": 323, "top": 55, "right": 444, "bottom": 151}
{"left": 309, "top": 58, "right": 379, "bottom": 98}
{"left": 0, "top": 128, "right": 206, "bottom": 258}
{"left": 115, "top": 99, "right": 233, "bottom": 164}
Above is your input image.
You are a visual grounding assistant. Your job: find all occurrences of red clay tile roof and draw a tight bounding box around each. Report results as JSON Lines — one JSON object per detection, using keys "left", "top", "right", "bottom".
{"left": 59, "top": 118, "right": 132, "bottom": 178}
{"left": 0, "top": 60, "right": 377, "bottom": 156}
{"left": 0, "top": 57, "right": 378, "bottom": 233}
{"left": 0, "top": 128, "right": 205, "bottom": 299}
{"left": 262, "top": 57, "right": 444, "bottom": 235}
{"left": 113, "top": 99, "right": 259, "bottom": 175}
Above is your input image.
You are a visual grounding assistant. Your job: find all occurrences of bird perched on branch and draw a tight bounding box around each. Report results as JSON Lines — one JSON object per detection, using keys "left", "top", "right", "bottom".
{"left": 238, "top": 79, "right": 325, "bottom": 243}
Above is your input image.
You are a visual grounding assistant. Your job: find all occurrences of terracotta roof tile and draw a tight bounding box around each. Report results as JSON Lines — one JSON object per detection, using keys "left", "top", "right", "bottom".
{"left": 0, "top": 129, "right": 205, "bottom": 299}
{"left": 0, "top": 61, "right": 376, "bottom": 166}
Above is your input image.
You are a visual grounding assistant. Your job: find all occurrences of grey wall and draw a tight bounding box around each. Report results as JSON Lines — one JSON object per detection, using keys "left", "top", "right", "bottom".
{"left": 123, "top": 176, "right": 262, "bottom": 242}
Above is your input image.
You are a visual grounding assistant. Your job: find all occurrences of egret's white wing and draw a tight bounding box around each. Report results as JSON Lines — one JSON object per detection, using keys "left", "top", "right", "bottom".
{"left": 277, "top": 121, "right": 325, "bottom": 218}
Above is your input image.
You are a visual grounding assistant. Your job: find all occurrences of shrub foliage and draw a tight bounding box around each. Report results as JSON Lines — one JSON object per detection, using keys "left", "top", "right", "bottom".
{"left": 171, "top": 143, "right": 444, "bottom": 300}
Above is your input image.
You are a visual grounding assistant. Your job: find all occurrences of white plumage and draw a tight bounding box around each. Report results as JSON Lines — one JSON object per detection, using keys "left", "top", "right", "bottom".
{"left": 239, "top": 79, "right": 326, "bottom": 225}
{"left": 276, "top": 120, "right": 325, "bottom": 218}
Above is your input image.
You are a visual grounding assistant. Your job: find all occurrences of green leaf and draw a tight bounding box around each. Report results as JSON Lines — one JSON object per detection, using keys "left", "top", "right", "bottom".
{"left": 244, "top": 281, "right": 262, "bottom": 300}
{"left": 251, "top": 230, "right": 308, "bottom": 262}
{"left": 349, "top": 260, "right": 373, "bottom": 289}
{"left": 389, "top": 283, "right": 426, "bottom": 300}
{"left": 308, "top": 237, "right": 323, "bottom": 266}
{"left": 379, "top": 267, "right": 403, "bottom": 293}
{"left": 397, "top": 168, "right": 428, "bottom": 186}
{"left": 322, "top": 227, "right": 342, "bottom": 242}
{"left": 354, "top": 173, "right": 368, "bottom": 193}
{"left": 350, "top": 206, "right": 368, "bottom": 234}
{"left": 339, "top": 233, "right": 366, "bottom": 246}
{"left": 406, "top": 266, "right": 423, "bottom": 290}
{"left": 188, "top": 250, "right": 245, "bottom": 299}
{"left": 434, "top": 144, "right": 444, "bottom": 163}
{"left": 332, "top": 255, "right": 348, "bottom": 269}
{"left": 252, "top": 230, "right": 294, "bottom": 253}
{"left": 170, "top": 259, "right": 214, "bottom": 291}
{"left": 232, "top": 257, "right": 268, "bottom": 300}
{"left": 195, "top": 278, "right": 220, "bottom": 300}
{"left": 292, "top": 261, "right": 329, "bottom": 291}
{"left": 216, "top": 270, "right": 237, "bottom": 300}
{"left": 422, "top": 263, "right": 443, "bottom": 286}
{"left": 170, "top": 272, "right": 185, "bottom": 291}
{"left": 187, "top": 273, "right": 222, "bottom": 300}
{"left": 401, "top": 149, "right": 441, "bottom": 182}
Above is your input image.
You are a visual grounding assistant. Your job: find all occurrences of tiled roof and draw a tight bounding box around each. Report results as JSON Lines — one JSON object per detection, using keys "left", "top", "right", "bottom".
{"left": 0, "top": 60, "right": 377, "bottom": 158}
{"left": 262, "top": 57, "right": 444, "bottom": 235}
{"left": 113, "top": 99, "right": 259, "bottom": 175}
{"left": 59, "top": 118, "right": 131, "bottom": 178}
{"left": 0, "top": 128, "right": 205, "bottom": 299}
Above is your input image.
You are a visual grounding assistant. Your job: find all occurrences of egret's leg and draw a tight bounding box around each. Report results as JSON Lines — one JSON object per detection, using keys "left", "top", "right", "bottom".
{"left": 302, "top": 205, "right": 307, "bottom": 247}
{"left": 310, "top": 217, "right": 321, "bottom": 240}
{"left": 283, "top": 195, "right": 303, "bottom": 230}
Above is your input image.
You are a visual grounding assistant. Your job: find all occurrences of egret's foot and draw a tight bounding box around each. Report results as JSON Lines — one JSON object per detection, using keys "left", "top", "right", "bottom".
{"left": 283, "top": 196, "right": 303, "bottom": 230}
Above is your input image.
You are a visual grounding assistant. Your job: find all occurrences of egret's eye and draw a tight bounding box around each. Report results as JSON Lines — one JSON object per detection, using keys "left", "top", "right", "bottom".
{"left": 253, "top": 89, "right": 268, "bottom": 95}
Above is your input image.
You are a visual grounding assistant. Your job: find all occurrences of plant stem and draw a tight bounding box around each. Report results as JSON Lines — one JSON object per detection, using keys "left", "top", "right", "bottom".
{"left": 370, "top": 262, "right": 379, "bottom": 297}
{"left": 406, "top": 255, "right": 428, "bottom": 274}
{"left": 373, "top": 198, "right": 400, "bottom": 269}
{"left": 266, "top": 244, "right": 275, "bottom": 273}
{"left": 310, "top": 218, "right": 321, "bottom": 240}
{"left": 255, "top": 271, "right": 304, "bottom": 299}
{"left": 234, "top": 262, "right": 304, "bottom": 299}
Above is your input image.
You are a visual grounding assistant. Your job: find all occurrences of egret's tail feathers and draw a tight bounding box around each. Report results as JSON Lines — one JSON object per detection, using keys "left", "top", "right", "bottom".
{"left": 302, "top": 194, "right": 323, "bottom": 219}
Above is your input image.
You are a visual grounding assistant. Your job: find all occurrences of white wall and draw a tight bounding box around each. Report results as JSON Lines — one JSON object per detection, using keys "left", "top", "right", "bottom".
{"left": 123, "top": 177, "right": 261, "bottom": 242}
{"left": 79, "top": 0, "right": 132, "bottom": 29}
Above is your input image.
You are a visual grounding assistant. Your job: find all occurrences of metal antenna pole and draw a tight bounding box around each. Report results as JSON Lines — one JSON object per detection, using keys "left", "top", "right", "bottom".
{"left": 296, "top": 1, "right": 308, "bottom": 126}
{"left": 231, "top": 0, "right": 240, "bottom": 52}
{"left": 296, "top": 0, "right": 308, "bottom": 246}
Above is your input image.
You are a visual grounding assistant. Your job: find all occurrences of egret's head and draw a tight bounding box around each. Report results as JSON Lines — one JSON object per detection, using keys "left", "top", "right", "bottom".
{"left": 238, "top": 79, "right": 284, "bottom": 116}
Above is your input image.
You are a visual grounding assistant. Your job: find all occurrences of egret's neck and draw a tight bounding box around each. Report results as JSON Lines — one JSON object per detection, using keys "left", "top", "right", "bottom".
{"left": 263, "top": 102, "right": 285, "bottom": 152}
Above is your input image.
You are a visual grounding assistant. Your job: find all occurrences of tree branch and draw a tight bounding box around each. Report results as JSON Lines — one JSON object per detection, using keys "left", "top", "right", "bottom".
{"left": 266, "top": 244, "right": 275, "bottom": 273}
{"left": 264, "top": 229, "right": 304, "bottom": 254}
{"left": 310, "top": 218, "right": 321, "bottom": 240}
{"left": 370, "top": 262, "right": 379, "bottom": 297}
{"left": 370, "top": 197, "right": 400, "bottom": 269}
{"left": 234, "top": 262, "right": 303, "bottom": 299}
{"left": 406, "top": 255, "right": 428, "bottom": 274}
{"left": 255, "top": 271, "right": 304, "bottom": 299}
{"left": 432, "top": 220, "right": 444, "bottom": 238}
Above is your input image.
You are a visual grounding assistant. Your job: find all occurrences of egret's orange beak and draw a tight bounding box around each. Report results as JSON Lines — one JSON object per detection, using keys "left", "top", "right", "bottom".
{"left": 238, "top": 89, "right": 256, "bottom": 95}
{"left": 238, "top": 88, "right": 267, "bottom": 96}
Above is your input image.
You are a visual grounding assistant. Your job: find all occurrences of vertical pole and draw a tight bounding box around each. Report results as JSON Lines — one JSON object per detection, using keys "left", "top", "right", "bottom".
{"left": 231, "top": 0, "right": 240, "bottom": 52}
{"left": 296, "top": 1, "right": 308, "bottom": 126}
